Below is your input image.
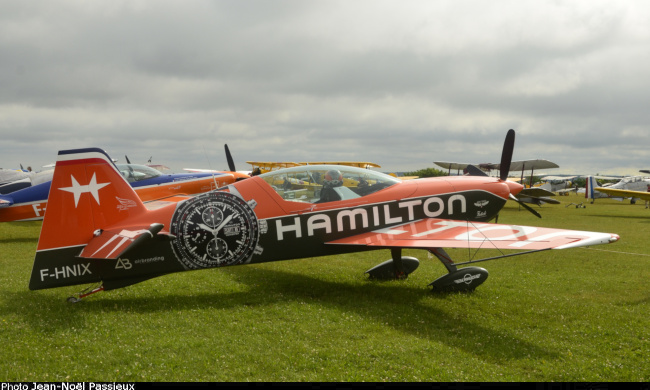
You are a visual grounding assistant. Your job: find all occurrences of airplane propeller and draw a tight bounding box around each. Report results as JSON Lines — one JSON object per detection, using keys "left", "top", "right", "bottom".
{"left": 497, "top": 129, "right": 541, "bottom": 219}
{"left": 499, "top": 129, "right": 515, "bottom": 181}
{"left": 472, "top": 129, "right": 539, "bottom": 221}
{"left": 224, "top": 144, "right": 236, "bottom": 172}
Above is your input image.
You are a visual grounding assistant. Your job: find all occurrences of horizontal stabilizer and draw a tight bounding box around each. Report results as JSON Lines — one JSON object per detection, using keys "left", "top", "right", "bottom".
{"left": 79, "top": 223, "right": 169, "bottom": 259}
{"left": 0, "top": 195, "right": 13, "bottom": 207}
{"left": 516, "top": 196, "right": 561, "bottom": 206}
{"left": 518, "top": 188, "right": 556, "bottom": 197}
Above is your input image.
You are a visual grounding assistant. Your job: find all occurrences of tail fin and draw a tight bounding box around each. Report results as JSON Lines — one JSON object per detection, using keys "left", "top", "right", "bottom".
{"left": 30, "top": 148, "right": 148, "bottom": 290}
{"left": 585, "top": 175, "right": 597, "bottom": 200}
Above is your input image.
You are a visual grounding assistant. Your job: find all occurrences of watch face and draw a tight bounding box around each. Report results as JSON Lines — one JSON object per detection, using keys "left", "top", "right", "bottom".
{"left": 170, "top": 191, "right": 260, "bottom": 269}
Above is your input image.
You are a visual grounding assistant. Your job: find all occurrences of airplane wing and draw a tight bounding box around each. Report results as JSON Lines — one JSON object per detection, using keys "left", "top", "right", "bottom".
{"left": 434, "top": 160, "right": 560, "bottom": 173}
{"left": 433, "top": 162, "right": 473, "bottom": 171}
{"left": 246, "top": 161, "right": 302, "bottom": 169}
{"left": 594, "top": 187, "right": 650, "bottom": 201}
{"left": 301, "top": 161, "right": 381, "bottom": 169}
{"left": 540, "top": 175, "right": 578, "bottom": 181}
{"left": 506, "top": 159, "right": 559, "bottom": 171}
{"left": 327, "top": 219, "right": 618, "bottom": 251}
{"left": 147, "top": 164, "right": 171, "bottom": 171}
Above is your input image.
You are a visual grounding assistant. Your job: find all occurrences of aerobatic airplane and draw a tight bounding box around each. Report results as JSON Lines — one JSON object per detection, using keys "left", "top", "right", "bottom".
{"left": 30, "top": 130, "right": 620, "bottom": 302}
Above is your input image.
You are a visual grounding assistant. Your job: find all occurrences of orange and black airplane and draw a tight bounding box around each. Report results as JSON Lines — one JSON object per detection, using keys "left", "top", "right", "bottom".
{"left": 29, "top": 130, "right": 619, "bottom": 302}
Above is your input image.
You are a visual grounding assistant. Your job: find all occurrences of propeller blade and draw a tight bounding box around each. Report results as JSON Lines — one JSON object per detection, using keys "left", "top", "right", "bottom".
{"left": 224, "top": 144, "right": 236, "bottom": 172}
{"left": 509, "top": 193, "right": 542, "bottom": 218}
{"left": 125, "top": 155, "right": 131, "bottom": 164}
{"left": 500, "top": 129, "right": 515, "bottom": 181}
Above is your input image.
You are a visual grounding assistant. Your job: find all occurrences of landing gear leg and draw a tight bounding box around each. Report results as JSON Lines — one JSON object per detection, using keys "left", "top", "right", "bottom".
{"left": 428, "top": 248, "right": 488, "bottom": 292}
{"left": 365, "top": 248, "right": 420, "bottom": 280}
{"left": 67, "top": 283, "right": 104, "bottom": 303}
{"left": 391, "top": 248, "right": 407, "bottom": 280}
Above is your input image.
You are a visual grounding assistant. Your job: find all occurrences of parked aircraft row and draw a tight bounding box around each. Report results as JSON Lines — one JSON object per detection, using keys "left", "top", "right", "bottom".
{"left": 22, "top": 130, "right": 620, "bottom": 302}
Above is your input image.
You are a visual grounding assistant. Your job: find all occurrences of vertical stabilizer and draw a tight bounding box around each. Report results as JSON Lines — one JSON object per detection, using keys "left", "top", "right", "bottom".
{"left": 31, "top": 148, "right": 148, "bottom": 290}
{"left": 585, "top": 175, "right": 597, "bottom": 201}
{"left": 37, "top": 148, "right": 148, "bottom": 250}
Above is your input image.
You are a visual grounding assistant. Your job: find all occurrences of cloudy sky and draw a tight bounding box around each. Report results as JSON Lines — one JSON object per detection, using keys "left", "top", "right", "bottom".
{"left": 1, "top": 1, "right": 649, "bottom": 176}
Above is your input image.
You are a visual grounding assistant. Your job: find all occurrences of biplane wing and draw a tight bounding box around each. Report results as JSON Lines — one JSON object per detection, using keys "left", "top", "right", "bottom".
{"left": 246, "top": 161, "right": 381, "bottom": 174}
{"left": 594, "top": 187, "right": 650, "bottom": 201}
{"left": 246, "top": 161, "right": 302, "bottom": 171}
{"left": 301, "top": 162, "right": 381, "bottom": 169}
{"left": 327, "top": 218, "right": 618, "bottom": 251}
{"left": 435, "top": 159, "right": 559, "bottom": 175}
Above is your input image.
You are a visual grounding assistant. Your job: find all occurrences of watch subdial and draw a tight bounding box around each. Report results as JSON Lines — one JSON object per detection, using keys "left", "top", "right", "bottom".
{"left": 190, "top": 229, "right": 211, "bottom": 244}
{"left": 207, "top": 237, "right": 229, "bottom": 263}
{"left": 202, "top": 206, "right": 224, "bottom": 228}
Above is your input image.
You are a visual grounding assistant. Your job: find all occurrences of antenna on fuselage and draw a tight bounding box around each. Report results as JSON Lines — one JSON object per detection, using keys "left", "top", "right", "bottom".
{"left": 201, "top": 145, "right": 220, "bottom": 190}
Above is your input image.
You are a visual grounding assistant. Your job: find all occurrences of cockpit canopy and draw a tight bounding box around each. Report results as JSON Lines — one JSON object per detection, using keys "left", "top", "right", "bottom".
{"left": 618, "top": 176, "right": 647, "bottom": 184}
{"left": 259, "top": 165, "right": 400, "bottom": 203}
{"left": 116, "top": 164, "right": 162, "bottom": 183}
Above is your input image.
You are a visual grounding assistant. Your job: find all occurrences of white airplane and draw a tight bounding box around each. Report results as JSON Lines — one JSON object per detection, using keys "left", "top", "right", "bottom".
{"left": 586, "top": 173, "right": 650, "bottom": 204}
{"left": 537, "top": 176, "right": 579, "bottom": 196}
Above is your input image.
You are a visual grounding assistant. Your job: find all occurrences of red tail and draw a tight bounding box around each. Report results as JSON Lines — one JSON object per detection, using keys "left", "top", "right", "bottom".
{"left": 37, "top": 148, "right": 148, "bottom": 251}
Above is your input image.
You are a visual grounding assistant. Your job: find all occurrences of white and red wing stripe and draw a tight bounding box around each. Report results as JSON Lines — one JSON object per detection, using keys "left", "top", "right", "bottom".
{"left": 327, "top": 218, "right": 619, "bottom": 251}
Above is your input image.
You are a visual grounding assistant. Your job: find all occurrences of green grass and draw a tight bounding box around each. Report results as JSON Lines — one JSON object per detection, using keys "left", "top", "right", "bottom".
{"left": 1, "top": 193, "right": 649, "bottom": 381}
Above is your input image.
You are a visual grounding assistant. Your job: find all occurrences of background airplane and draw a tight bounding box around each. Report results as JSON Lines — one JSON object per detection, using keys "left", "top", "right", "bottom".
{"left": 0, "top": 168, "right": 54, "bottom": 194}
{"left": 245, "top": 161, "right": 381, "bottom": 175}
{"left": 29, "top": 130, "right": 619, "bottom": 302}
{"left": 586, "top": 173, "right": 650, "bottom": 204}
{"left": 536, "top": 175, "right": 578, "bottom": 196}
{"left": 0, "top": 162, "right": 237, "bottom": 222}
{"left": 434, "top": 159, "right": 559, "bottom": 180}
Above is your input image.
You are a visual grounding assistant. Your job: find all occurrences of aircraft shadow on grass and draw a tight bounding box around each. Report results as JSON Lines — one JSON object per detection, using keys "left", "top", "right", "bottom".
{"left": 6, "top": 266, "right": 559, "bottom": 363}
{"left": 0, "top": 237, "right": 38, "bottom": 245}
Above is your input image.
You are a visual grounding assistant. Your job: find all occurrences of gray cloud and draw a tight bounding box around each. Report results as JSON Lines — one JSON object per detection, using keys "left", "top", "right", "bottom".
{"left": 1, "top": 0, "right": 649, "bottom": 175}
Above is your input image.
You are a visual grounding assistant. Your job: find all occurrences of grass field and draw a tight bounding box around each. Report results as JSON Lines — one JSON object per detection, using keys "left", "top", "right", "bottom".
{"left": 1, "top": 193, "right": 648, "bottom": 382}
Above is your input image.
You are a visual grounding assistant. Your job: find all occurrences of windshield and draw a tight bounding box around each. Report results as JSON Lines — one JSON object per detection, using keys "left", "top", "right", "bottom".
{"left": 116, "top": 164, "right": 162, "bottom": 183}
{"left": 259, "top": 165, "right": 400, "bottom": 203}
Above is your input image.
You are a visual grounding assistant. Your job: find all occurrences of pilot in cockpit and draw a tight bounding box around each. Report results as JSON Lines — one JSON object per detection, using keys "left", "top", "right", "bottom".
{"left": 318, "top": 169, "right": 343, "bottom": 203}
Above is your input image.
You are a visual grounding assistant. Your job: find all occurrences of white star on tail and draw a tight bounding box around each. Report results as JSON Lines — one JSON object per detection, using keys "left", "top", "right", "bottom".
{"left": 59, "top": 173, "right": 110, "bottom": 207}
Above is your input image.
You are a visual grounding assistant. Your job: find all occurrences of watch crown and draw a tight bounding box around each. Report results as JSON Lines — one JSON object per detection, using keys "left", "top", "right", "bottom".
{"left": 254, "top": 245, "right": 263, "bottom": 255}
{"left": 259, "top": 220, "right": 268, "bottom": 234}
